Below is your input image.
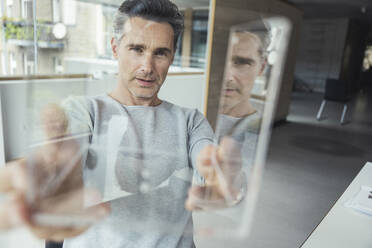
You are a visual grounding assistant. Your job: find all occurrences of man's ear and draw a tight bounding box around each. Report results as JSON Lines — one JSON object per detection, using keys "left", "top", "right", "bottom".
{"left": 259, "top": 59, "right": 267, "bottom": 75}
{"left": 111, "top": 37, "right": 118, "bottom": 59}
{"left": 170, "top": 52, "right": 175, "bottom": 64}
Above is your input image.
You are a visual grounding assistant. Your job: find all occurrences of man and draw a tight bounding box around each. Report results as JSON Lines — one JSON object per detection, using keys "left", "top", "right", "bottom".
{"left": 0, "top": 0, "right": 243, "bottom": 247}
{"left": 217, "top": 23, "right": 270, "bottom": 142}
{"left": 185, "top": 24, "right": 272, "bottom": 243}
{"left": 220, "top": 25, "right": 269, "bottom": 119}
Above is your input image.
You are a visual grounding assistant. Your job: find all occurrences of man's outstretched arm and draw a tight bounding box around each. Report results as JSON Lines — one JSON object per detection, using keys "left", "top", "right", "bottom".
{"left": 186, "top": 136, "right": 246, "bottom": 211}
{"left": 0, "top": 104, "right": 109, "bottom": 241}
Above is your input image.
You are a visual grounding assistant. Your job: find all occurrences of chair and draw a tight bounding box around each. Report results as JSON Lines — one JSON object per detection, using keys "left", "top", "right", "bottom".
{"left": 316, "top": 78, "right": 352, "bottom": 124}
{"left": 45, "top": 241, "right": 63, "bottom": 248}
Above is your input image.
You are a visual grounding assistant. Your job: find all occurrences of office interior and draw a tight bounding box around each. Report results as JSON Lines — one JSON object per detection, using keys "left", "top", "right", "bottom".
{"left": 0, "top": 0, "right": 372, "bottom": 247}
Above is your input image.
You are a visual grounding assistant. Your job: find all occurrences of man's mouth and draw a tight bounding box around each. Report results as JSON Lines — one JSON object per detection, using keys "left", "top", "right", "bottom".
{"left": 223, "top": 88, "right": 239, "bottom": 96}
{"left": 136, "top": 78, "right": 156, "bottom": 87}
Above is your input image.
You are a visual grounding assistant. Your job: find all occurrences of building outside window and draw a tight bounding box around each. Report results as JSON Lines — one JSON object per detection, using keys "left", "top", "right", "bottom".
{"left": 53, "top": 0, "right": 61, "bottom": 22}
{"left": 9, "top": 52, "right": 17, "bottom": 75}
{"left": 21, "top": 0, "right": 33, "bottom": 20}
{"left": 1, "top": 52, "right": 6, "bottom": 74}
{"left": 191, "top": 9, "right": 208, "bottom": 69}
{"left": 102, "top": 5, "right": 116, "bottom": 59}
{"left": 6, "top": 0, "right": 13, "bottom": 18}
{"left": 23, "top": 53, "right": 34, "bottom": 75}
{"left": 0, "top": 1, "right": 3, "bottom": 17}
{"left": 0, "top": 1, "right": 211, "bottom": 76}
{"left": 62, "top": 0, "right": 76, "bottom": 25}
{"left": 54, "top": 56, "right": 63, "bottom": 73}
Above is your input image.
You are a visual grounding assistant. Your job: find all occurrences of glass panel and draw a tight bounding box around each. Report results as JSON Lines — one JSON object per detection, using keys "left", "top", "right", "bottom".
{"left": 193, "top": 14, "right": 292, "bottom": 240}
{"left": 1, "top": 1, "right": 292, "bottom": 247}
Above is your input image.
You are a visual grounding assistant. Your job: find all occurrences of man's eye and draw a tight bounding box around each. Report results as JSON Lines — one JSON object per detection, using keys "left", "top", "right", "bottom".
{"left": 130, "top": 47, "right": 143, "bottom": 53}
{"left": 233, "top": 58, "right": 252, "bottom": 66}
{"left": 155, "top": 51, "right": 167, "bottom": 57}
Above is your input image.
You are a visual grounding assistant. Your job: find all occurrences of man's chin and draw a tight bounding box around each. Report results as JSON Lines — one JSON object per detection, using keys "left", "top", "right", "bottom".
{"left": 132, "top": 90, "right": 158, "bottom": 100}
{"left": 221, "top": 96, "right": 243, "bottom": 109}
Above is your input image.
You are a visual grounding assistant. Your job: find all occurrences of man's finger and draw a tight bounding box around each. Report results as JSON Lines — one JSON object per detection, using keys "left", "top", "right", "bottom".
{"left": 217, "top": 136, "right": 242, "bottom": 176}
{"left": 0, "top": 194, "right": 29, "bottom": 230}
{"left": 41, "top": 103, "right": 69, "bottom": 140}
{"left": 0, "top": 160, "right": 27, "bottom": 193}
{"left": 185, "top": 186, "right": 225, "bottom": 211}
{"left": 196, "top": 145, "right": 218, "bottom": 181}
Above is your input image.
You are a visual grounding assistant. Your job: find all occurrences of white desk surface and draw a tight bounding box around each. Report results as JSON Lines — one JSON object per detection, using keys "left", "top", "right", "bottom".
{"left": 301, "top": 162, "right": 372, "bottom": 248}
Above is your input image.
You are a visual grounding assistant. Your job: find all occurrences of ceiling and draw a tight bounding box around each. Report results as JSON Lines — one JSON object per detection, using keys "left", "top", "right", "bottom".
{"left": 78, "top": 0, "right": 210, "bottom": 9}
{"left": 284, "top": 0, "right": 372, "bottom": 22}
{"left": 77, "top": 0, "right": 372, "bottom": 22}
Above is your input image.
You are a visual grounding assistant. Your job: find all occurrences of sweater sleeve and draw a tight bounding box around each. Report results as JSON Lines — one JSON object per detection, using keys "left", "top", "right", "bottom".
{"left": 188, "top": 110, "right": 215, "bottom": 184}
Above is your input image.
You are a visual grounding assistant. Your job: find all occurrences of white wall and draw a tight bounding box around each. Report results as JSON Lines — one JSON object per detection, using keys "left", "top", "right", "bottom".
{"left": 159, "top": 73, "right": 206, "bottom": 113}
{"left": 295, "top": 18, "right": 349, "bottom": 92}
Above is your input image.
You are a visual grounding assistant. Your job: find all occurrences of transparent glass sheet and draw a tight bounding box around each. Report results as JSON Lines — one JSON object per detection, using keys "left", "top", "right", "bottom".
{"left": 21, "top": 9, "right": 204, "bottom": 236}
{"left": 22, "top": 9, "right": 115, "bottom": 227}
{"left": 193, "top": 15, "right": 292, "bottom": 240}
{"left": 20, "top": 4, "right": 290, "bottom": 244}
{"left": 24, "top": 78, "right": 109, "bottom": 227}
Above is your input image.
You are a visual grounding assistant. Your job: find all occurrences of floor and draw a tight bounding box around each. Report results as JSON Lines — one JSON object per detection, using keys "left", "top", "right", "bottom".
{"left": 243, "top": 86, "right": 372, "bottom": 248}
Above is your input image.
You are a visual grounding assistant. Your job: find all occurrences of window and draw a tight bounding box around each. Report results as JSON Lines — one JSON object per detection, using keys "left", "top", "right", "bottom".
{"left": 53, "top": 0, "right": 61, "bottom": 22}
{"left": 62, "top": 0, "right": 76, "bottom": 25}
{"left": 102, "top": 6, "right": 116, "bottom": 58}
{"left": 21, "top": 0, "right": 33, "bottom": 20}
{"left": 1, "top": 52, "right": 6, "bottom": 75}
{"left": 0, "top": 1, "right": 3, "bottom": 17}
{"left": 191, "top": 10, "right": 209, "bottom": 68}
{"left": 23, "top": 53, "right": 34, "bottom": 75}
{"left": 54, "top": 56, "right": 63, "bottom": 73}
{"left": 6, "top": 0, "right": 13, "bottom": 18}
{"left": 171, "top": 9, "right": 209, "bottom": 69}
{"left": 9, "top": 52, "right": 17, "bottom": 75}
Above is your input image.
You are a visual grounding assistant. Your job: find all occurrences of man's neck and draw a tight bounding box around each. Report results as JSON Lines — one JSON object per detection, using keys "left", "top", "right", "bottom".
{"left": 109, "top": 86, "right": 162, "bottom": 106}
{"left": 222, "top": 99, "right": 256, "bottom": 118}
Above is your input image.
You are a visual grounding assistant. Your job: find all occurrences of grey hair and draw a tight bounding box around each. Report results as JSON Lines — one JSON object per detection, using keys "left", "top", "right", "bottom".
{"left": 113, "top": 11, "right": 129, "bottom": 42}
{"left": 233, "top": 20, "right": 271, "bottom": 59}
{"left": 112, "top": 0, "right": 184, "bottom": 50}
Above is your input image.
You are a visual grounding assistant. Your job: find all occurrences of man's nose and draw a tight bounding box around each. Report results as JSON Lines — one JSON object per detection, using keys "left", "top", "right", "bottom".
{"left": 140, "top": 54, "right": 154, "bottom": 74}
{"left": 225, "top": 63, "right": 234, "bottom": 82}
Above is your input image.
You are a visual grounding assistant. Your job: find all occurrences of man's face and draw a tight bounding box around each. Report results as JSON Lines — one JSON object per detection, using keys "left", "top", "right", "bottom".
{"left": 222, "top": 32, "right": 265, "bottom": 111}
{"left": 111, "top": 17, "right": 175, "bottom": 101}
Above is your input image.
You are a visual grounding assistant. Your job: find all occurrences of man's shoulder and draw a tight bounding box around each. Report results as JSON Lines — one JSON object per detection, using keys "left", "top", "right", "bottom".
{"left": 161, "top": 100, "right": 203, "bottom": 117}
{"left": 62, "top": 94, "right": 109, "bottom": 108}
{"left": 160, "top": 101, "right": 208, "bottom": 127}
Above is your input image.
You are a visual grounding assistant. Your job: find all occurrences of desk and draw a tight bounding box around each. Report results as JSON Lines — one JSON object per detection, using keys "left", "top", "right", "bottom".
{"left": 301, "top": 162, "right": 372, "bottom": 248}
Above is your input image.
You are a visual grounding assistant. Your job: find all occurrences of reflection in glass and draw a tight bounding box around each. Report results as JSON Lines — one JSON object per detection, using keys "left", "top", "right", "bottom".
{"left": 193, "top": 16, "right": 291, "bottom": 239}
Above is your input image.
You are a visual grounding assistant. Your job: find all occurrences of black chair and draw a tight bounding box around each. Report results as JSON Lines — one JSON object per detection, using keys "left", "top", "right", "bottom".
{"left": 316, "top": 78, "right": 352, "bottom": 124}
{"left": 45, "top": 241, "right": 63, "bottom": 248}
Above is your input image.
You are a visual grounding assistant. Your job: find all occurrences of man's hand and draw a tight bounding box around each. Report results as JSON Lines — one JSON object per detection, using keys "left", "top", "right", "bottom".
{"left": 185, "top": 137, "right": 245, "bottom": 211}
{"left": 0, "top": 104, "right": 109, "bottom": 241}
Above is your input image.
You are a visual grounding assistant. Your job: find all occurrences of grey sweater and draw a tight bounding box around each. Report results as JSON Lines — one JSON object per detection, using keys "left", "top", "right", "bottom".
{"left": 62, "top": 95, "right": 214, "bottom": 248}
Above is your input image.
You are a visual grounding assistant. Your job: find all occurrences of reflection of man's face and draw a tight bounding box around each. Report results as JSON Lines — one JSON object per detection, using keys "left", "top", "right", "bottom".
{"left": 222, "top": 32, "right": 265, "bottom": 116}
{"left": 367, "top": 49, "right": 372, "bottom": 65}
{"left": 111, "top": 17, "right": 175, "bottom": 103}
